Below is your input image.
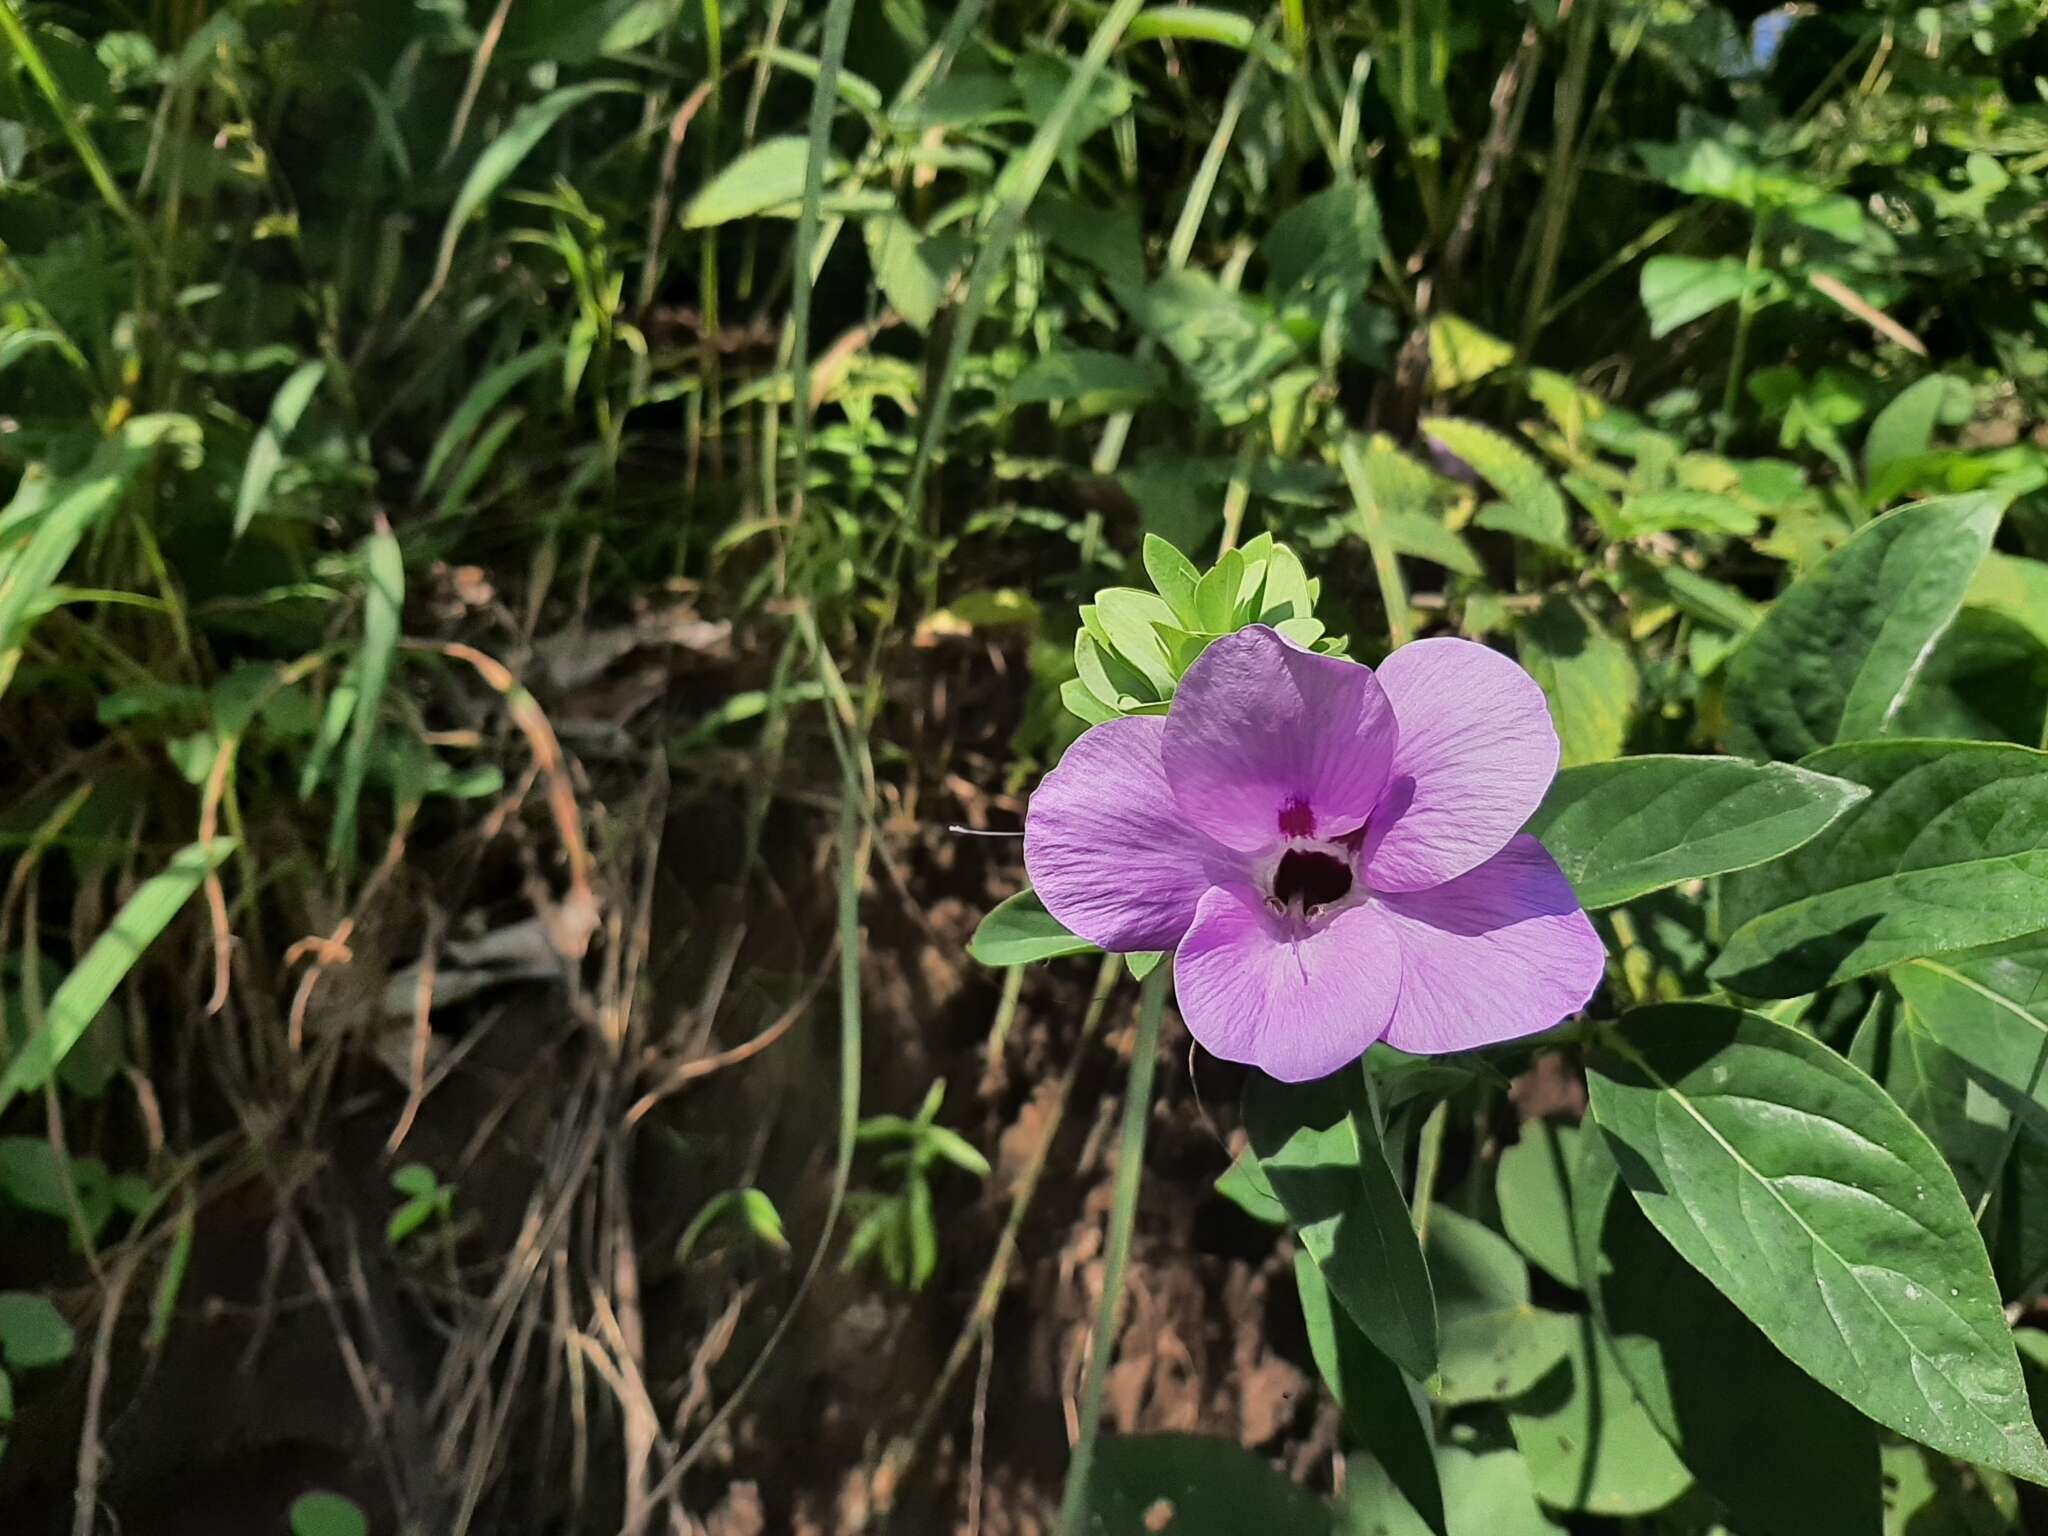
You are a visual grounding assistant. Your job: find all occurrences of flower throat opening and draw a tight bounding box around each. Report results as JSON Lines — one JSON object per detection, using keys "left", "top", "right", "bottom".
{"left": 1272, "top": 848, "right": 1353, "bottom": 911}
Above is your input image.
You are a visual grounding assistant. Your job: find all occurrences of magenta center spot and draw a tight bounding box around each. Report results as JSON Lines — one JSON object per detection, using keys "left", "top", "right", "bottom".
{"left": 1272, "top": 847, "right": 1353, "bottom": 911}
{"left": 1278, "top": 796, "right": 1316, "bottom": 838}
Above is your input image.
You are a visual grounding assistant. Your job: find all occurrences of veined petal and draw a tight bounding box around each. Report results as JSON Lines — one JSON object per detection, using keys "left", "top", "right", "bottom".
{"left": 1376, "top": 836, "right": 1605, "bottom": 1055}
{"left": 1365, "top": 637, "right": 1560, "bottom": 892}
{"left": 1174, "top": 884, "right": 1401, "bottom": 1082}
{"left": 1024, "top": 715, "right": 1219, "bottom": 953}
{"left": 1163, "top": 626, "right": 1398, "bottom": 852}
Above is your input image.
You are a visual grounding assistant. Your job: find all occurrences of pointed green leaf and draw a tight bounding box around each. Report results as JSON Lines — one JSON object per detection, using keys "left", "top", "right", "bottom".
{"left": 970, "top": 889, "right": 1096, "bottom": 966}
{"left": 1524, "top": 755, "right": 1868, "bottom": 909}
{"left": 1586, "top": 1004, "right": 2048, "bottom": 1484}
{"left": 1247, "top": 1076, "right": 1438, "bottom": 1380}
{"left": 1723, "top": 492, "right": 2008, "bottom": 762}
{"left": 1713, "top": 741, "right": 2048, "bottom": 997}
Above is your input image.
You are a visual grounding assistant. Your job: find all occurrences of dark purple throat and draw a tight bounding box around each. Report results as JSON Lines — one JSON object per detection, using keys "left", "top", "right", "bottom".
{"left": 1273, "top": 848, "right": 1353, "bottom": 910}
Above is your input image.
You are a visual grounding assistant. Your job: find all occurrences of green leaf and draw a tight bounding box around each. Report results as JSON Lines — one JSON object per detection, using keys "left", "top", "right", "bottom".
{"left": 1335, "top": 1444, "right": 1556, "bottom": 1536}
{"left": 861, "top": 213, "right": 952, "bottom": 333}
{"left": 1423, "top": 418, "right": 1569, "bottom": 552}
{"left": 1498, "top": 1122, "right": 1580, "bottom": 1289}
{"left": 0, "top": 1292, "right": 75, "bottom": 1370}
{"left": 971, "top": 889, "right": 1096, "bottom": 966}
{"left": 1722, "top": 492, "right": 2008, "bottom": 762}
{"left": 289, "top": 1491, "right": 369, "bottom": 1536}
{"left": 1082, "top": 1434, "right": 1332, "bottom": 1535}
{"left": 0, "top": 839, "right": 234, "bottom": 1118}
{"left": 0, "top": 420, "right": 173, "bottom": 702}
{"left": 1585, "top": 1004, "right": 2048, "bottom": 1483}
{"left": 1246, "top": 1076, "right": 1438, "bottom": 1380}
{"left": 1713, "top": 741, "right": 2048, "bottom": 997}
{"left": 328, "top": 528, "right": 404, "bottom": 867}
{"left": 1117, "top": 272, "right": 1300, "bottom": 426}
{"left": 1142, "top": 534, "right": 1203, "bottom": 627}
{"left": 1516, "top": 595, "right": 1639, "bottom": 766}
{"left": 1640, "top": 255, "right": 1764, "bottom": 339}
{"left": 1011, "top": 349, "right": 1167, "bottom": 416}
{"left": 1265, "top": 183, "right": 1382, "bottom": 300}
{"left": 1888, "top": 609, "right": 2048, "bottom": 745}
{"left": 1296, "top": 1251, "right": 1446, "bottom": 1536}
{"left": 1215, "top": 1147, "right": 1285, "bottom": 1225}
{"left": 1579, "top": 1130, "right": 1882, "bottom": 1536}
{"left": 683, "top": 135, "right": 816, "bottom": 227}
{"left": 1894, "top": 945, "right": 2048, "bottom": 1136}
{"left": 1610, "top": 489, "right": 1759, "bottom": 538}
{"left": 1425, "top": 1207, "right": 1576, "bottom": 1406}
{"left": 234, "top": 359, "right": 325, "bottom": 538}
{"left": 420, "top": 345, "right": 563, "bottom": 495}
{"left": 1524, "top": 755, "right": 1868, "bottom": 909}
{"left": 1864, "top": 374, "right": 1971, "bottom": 482}
{"left": 1969, "top": 554, "right": 2048, "bottom": 652}
{"left": 1506, "top": 1321, "right": 1694, "bottom": 1516}
{"left": 1425, "top": 315, "right": 1513, "bottom": 392}
{"left": 427, "top": 81, "right": 635, "bottom": 294}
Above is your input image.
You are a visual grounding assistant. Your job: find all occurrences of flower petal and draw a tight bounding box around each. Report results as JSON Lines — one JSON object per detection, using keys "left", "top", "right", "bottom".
{"left": 1163, "top": 626, "right": 1398, "bottom": 852}
{"left": 1174, "top": 884, "right": 1402, "bottom": 1082}
{"left": 1364, "top": 637, "right": 1561, "bottom": 892}
{"left": 1024, "top": 715, "right": 1221, "bottom": 953}
{"left": 1376, "top": 836, "right": 1605, "bottom": 1055}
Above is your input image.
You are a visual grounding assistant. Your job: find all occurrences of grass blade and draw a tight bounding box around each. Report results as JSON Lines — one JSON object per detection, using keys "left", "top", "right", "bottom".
{"left": 327, "top": 523, "right": 405, "bottom": 867}
{"left": 234, "top": 360, "right": 326, "bottom": 538}
{"left": 0, "top": 839, "right": 235, "bottom": 1117}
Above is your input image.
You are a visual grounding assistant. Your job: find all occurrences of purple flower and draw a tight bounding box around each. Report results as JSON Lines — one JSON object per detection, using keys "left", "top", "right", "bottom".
{"left": 1024, "top": 625, "right": 1605, "bottom": 1082}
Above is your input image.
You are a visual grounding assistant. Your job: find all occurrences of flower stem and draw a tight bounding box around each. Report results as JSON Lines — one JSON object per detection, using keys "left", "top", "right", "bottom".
{"left": 1055, "top": 964, "right": 1169, "bottom": 1533}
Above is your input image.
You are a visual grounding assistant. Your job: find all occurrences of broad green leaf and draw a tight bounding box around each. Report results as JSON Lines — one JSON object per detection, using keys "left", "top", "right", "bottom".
{"left": 1380, "top": 509, "right": 1481, "bottom": 577}
{"left": 1011, "top": 349, "right": 1167, "bottom": 416}
{"left": 1713, "top": 741, "right": 2048, "bottom": 997}
{"left": 1894, "top": 945, "right": 2048, "bottom": 1136}
{"left": 1334, "top": 1444, "right": 1556, "bottom": 1536}
{"left": 970, "top": 889, "right": 1095, "bottom": 966}
{"left": 1881, "top": 1441, "right": 2021, "bottom": 1535}
{"left": 1087, "top": 588, "right": 1179, "bottom": 696}
{"left": 1864, "top": 374, "right": 1971, "bottom": 482}
{"left": 1425, "top": 1207, "right": 1576, "bottom": 1406}
{"left": 683, "top": 135, "right": 815, "bottom": 227}
{"left": 1969, "top": 554, "right": 2048, "bottom": 652}
{"left": 1424, "top": 418, "right": 1570, "bottom": 552}
{"left": 1585, "top": 1004, "right": 2048, "bottom": 1483}
{"left": 1516, "top": 595, "right": 1639, "bottom": 766}
{"left": 862, "top": 214, "right": 951, "bottom": 332}
{"left": 1640, "top": 255, "right": 1762, "bottom": 339}
{"left": 1578, "top": 1130, "right": 1883, "bottom": 1536}
{"left": 1425, "top": 315, "right": 1512, "bottom": 392}
{"left": 328, "top": 528, "right": 404, "bottom": 867}
{"left": 1611, "top": 489, "right": 1759, "bottom": 538}
{"left": 1265, "top": 183, "right": 1382, "bottom": 300}
{"left": 1497, "top": 1122, "right": 1580, "bottom": 1289}
{"left": 1215, "top": 1147, "right": 1284, "bottom": 1224}
{"left": 1247, "top": 1076, "right": 1438, "bottom": 1380}
{"left": 1296, "top": 1252, "right": 1446, "bottom": 1536}
{"left": 1082, "top": 1434, "right": 1332, "bottom": 1535}
{"left": 289, "top": 1492, "right": 369, "bottom": 1536}
{"left": 0, "top": 839, "right": 234, "bottom": 1117}
{"left": 1117, "top": 272, "right": 1300, "bottom": 426}
{"left": 1722, "top": 492, "right": 2008, "bottom": 762}
{"left": 1524, "top": 755, "right": 1867, "bottom": 909}
{"left": 1887, "top": 610, "right": 2048, "bottom": 745}
{"left": 0, "top": 1292, "right": 75, "bottom": 1370}
{"left": 1506, "top": 1322, "right": 1694, "bottom": 1516}
{"left": 233, "top": 359, "right": 325, "bottom": 537}
{"left": 1861, "top": 998, "right": 2011, "bottom": 1208}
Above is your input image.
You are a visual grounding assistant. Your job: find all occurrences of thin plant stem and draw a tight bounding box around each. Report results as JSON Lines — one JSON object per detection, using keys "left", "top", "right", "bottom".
{"left": 1054, "top": 964, "right": 1169, "bottom": 1534}
{"left": 1717, "top": 210, "right": 1770, "bottom": 450}
{"left": 1337, "top": 434, "right": 1412, "bottom": 646}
